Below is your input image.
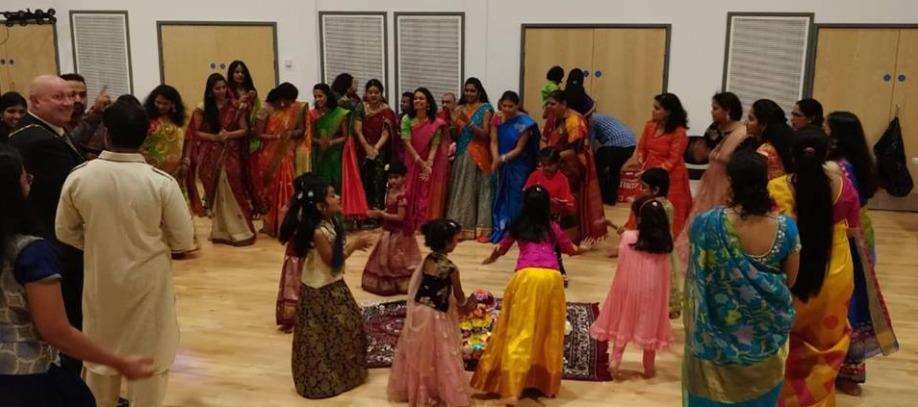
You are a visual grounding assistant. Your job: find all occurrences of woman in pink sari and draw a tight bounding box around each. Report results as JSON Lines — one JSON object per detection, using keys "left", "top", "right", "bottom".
{"left": 402, "top": 87, "right": 447, "bottom": 233}
{"left": 251, "top": 82, "right": 308, "bottom": 237}
{"left": 183, "top": 73, "right": 256, "bottom": 246}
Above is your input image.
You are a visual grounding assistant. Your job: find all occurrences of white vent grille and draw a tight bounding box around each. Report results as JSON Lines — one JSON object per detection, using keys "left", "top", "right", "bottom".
{"left": 725, "top": 15, "right": 811, "bottom": 115}
{"left": 321, "top": 13, "right": 387, "bottom": 98}
{"left": 396, "top": 14, "right": 463, "bottom": 105}
{"left": 71, "top": 12, "right": 132, "bottom": 98}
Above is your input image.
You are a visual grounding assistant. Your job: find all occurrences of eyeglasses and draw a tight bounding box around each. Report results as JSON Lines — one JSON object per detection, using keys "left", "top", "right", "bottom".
{"left": 24, "top": 173, "right": 34, "bottom": 185}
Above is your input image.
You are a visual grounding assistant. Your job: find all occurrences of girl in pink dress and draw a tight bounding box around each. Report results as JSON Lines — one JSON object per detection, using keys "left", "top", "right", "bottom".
{"left": 590, "top": 195, "right": 674, "bottom": 379}
{"left": 361, "top": 162, "right": 423, "bottom": 295}
{"left": 387, "top": 219, "right": 476, "bottom": 406}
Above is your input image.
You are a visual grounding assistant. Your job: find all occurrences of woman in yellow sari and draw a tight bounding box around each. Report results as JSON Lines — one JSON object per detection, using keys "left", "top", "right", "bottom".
{"left": 141, "top": 85, "right": 186, "bottom": 176}
{"left": 251, "top": 82, "right": 308, "bottom": 237}
{"left": 768, "top": 133, "right": 857, "bottom": 407}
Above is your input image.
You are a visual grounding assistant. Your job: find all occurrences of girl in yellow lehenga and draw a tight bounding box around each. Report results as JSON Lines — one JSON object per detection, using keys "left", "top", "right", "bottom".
{"left": 473, "top": 186, "right": 581, "bottom": 404}
{"left": 768, "top": 133, "right": 857, "bottom": 407}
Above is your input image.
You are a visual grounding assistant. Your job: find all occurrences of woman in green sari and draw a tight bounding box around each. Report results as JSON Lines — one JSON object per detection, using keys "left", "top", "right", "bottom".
{"left": 309, "top": 83, "right": 350, "bottom": 190}
{"left": 684, "top": 150, "right": 800, "bottom": 406}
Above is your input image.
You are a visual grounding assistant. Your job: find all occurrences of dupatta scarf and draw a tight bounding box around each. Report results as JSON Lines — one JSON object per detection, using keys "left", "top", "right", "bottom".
{"left": 454, "top": 103, "right": 493, "bottom": 171}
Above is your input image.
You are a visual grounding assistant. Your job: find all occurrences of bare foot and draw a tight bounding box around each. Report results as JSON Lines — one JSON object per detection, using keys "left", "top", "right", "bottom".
{"left": 837, "top": 379, "right": 863, "bottom": 396}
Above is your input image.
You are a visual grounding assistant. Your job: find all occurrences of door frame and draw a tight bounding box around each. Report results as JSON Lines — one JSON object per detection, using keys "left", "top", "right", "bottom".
{"left": 155, "top": 20, "right": 279, "bottom": 87}
{"left": 518, "top": 23, "right": 672, "bottom": 103}
{"left": 806, "top": 23, "right": 918, "bottom": 96}
{"left": 0, "top": 21, "right": 61, "bottom": 76}
{"left": 69, "top": 10, "right": 133, "bottom": 93}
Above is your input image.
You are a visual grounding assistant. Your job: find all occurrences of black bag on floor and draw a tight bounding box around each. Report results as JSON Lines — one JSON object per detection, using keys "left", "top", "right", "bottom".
{"left": 873, "top": 117, "right": 913, "bottom": 197}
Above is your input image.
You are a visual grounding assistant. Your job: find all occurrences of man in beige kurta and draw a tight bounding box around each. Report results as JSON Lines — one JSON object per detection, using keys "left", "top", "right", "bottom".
{"left": 56, "top": 99, "right": 195, "bottom": 407}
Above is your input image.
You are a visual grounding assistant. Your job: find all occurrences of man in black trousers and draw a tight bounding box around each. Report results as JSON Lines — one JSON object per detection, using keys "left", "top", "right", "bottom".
{"left": 10, "top": 74, "right": 86, "bottom": 375}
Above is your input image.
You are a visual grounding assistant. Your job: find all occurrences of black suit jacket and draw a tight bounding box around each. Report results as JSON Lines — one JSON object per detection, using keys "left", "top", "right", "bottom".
{"left": 10, "top": 113, "right": 86, "bottom": 238}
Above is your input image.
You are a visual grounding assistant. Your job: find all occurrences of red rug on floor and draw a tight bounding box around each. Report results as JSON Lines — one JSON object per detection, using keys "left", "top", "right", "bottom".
{"left": 362, "top": 300, "right": 612, "bottom": 382}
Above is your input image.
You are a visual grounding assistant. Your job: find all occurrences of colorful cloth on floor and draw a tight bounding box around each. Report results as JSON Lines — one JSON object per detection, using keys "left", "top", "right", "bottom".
{"left": 490, "top": 113, "right": 540, "bottom": 243}
{"left": 769, "top": 174, "right": 857, "bottom": 407}
{"left": 683, "top": 207, "right": 798, "bottom": 406}
{"left": 363, "top": 299, "right": 611, "bottom": 382}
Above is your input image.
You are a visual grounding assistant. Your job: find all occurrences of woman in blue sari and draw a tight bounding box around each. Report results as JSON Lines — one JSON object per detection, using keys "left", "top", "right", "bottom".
{"left": 683, "top": 150, "right": 800, "bottom": 406}
{"left": 490, "top": 91, "right": 540, "bottom": 243}
{"left": 446, "top": 78, "right": 494, "bottom": 241}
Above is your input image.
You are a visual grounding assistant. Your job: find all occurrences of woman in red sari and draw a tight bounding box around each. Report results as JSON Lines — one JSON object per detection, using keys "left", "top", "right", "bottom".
{"left": 183, "top": 73, "right": 256, "bottom": 246}
{"left": 623, "top": 93, "right": 692, "bottom": 236}
{"left": 251, "top": 82, "right": 308, "bottom": 237}
{"left": 402, "top": 87, "right": 447, "bottom": 233}
{"left": 353, "top": 79, "right": 397, "bottom": 212}
{"left": 541, "top": 90, "right": 607, "bottom": 245}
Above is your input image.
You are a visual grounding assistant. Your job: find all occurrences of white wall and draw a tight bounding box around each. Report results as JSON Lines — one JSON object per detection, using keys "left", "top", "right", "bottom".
{"left": 17, "top": 0, "right": 918, "bottom": 126}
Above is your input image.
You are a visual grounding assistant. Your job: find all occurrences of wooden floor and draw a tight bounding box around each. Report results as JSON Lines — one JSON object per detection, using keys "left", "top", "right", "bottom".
{"left": 164, "top": 205, "right": 918, "bottom": 406}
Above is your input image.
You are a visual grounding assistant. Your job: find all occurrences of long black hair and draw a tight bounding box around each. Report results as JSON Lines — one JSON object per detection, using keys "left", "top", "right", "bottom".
{"left": 420, "top": 219, "right": 461, "bottom": 253}
{"left": 751, "top": 99, "right": 794, "bottom": 173}
{"left": 727, "top": 149, "right": 773, "bottom": 218}
{"left": 546, "top": 66, "right": 564, "bottom": 83}
{"left": 202, "top": 73, "right": 228, "bottom": 132}
{"left": 313, "top": 83, "right": 338, "bottom": 111}
{"left": 790, "top": 132, "right": 833, "bottom": 301}
{"left": 630, "top": 196, "right": 673, "bottom": 254}
{"left": 827, "top": 111, "right": 877, "bottom": 200}
{"left": 278, "top": 173, "right": 345, "bottom": 267}
{"left": 654, "top": 93, "right": 688, "bottom": 133}
{"left": 266, "top": 82, "right": 299, "bottom": 104}
{"left": 1, "top": 91, "right": 27, "bottom": 114}
{"left": 564, "top": 68, "right": 591, "bottom": 114}
{"left": 459, "top": 77, "right": 489, "bottom": 105}
{"left": 143, "top": 84, "right": 186, "bottom": 125}
{"left": 406, "top": 87, "right": 437, "bottom": 121}
{"left": 509, "top": 185, "right": 552, "bottom": 242}
{"left": 0, "top": 145, "right": 38, "bottom": 262}
{"left": 331, "top": 73, "right": 355, "bottom": 99}
{"left": 796, "top": 98, "right": 824, "bottom": 128}
{"left": 227, "top": 60, "right": 256, "bottom": 93}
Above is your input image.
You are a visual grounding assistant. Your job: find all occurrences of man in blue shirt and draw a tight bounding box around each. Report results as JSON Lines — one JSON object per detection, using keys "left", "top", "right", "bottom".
{"left": 589, "top": 113, "right": 636, "bottom": 204}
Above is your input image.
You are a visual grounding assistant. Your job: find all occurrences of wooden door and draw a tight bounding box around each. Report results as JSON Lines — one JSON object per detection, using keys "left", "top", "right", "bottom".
{"left": 160, "top": 24, "right": 277, "bottom": 114}
{"left": 891, "top": 29, "right": 918, "bottom": 200}
{"left": 522, "top": 28, "right": 595, "bottom": 122}
{"left": 0, "top": 24, "right": 58, "bottom": 92}
{"left": 590, "top": 28, "right": 667, "bottom": 134}
{"left": 813, "top": 28, "right": 900, "bottom": 145}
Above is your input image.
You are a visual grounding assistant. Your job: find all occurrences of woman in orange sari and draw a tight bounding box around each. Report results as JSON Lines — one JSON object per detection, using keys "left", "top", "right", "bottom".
{"left": 183, "top": 73, "right": 256, "bottom": 246}
{"left": 251, "top": 82, "right": 308, "bottom": 237}
{"left": 541, "top": 90, "right": 607, "bottom": 245}
{"left": 446, "top": 78, "right": 494, "bottom": 242}
{"left": 745, "top": 99, "right": 795, "bottom": 180}
{"left": 623, "top": 93, "right": 692, "bottom": 236}
{"left": 769, "top": 133, "right": 857, "bottom": 407}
